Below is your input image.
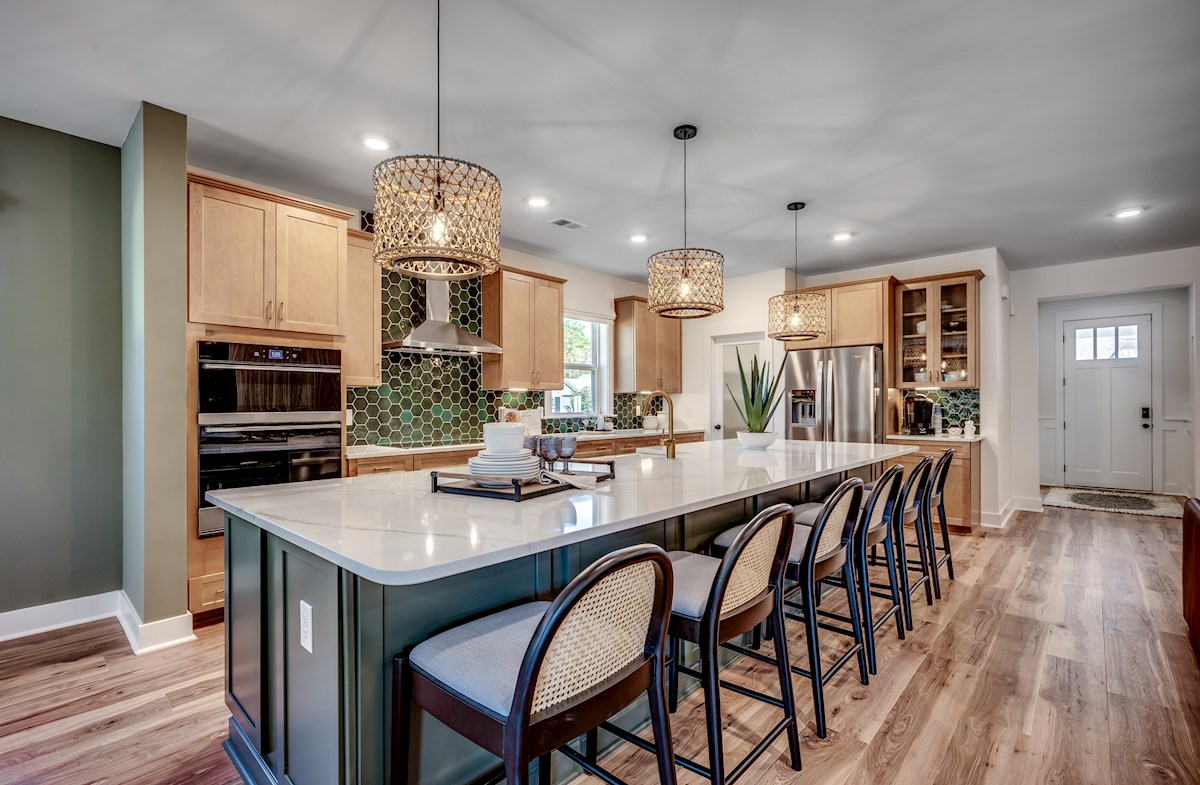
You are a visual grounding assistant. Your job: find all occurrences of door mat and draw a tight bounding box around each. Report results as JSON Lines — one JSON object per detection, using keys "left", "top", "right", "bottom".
{"left": 1042, "top": 486, "right": 1184, "bottom": 519}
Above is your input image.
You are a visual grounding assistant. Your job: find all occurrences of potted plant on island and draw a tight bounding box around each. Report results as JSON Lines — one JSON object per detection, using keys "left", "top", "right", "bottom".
{"left": 726, "top": 348, "right": 786, "bottom": 449}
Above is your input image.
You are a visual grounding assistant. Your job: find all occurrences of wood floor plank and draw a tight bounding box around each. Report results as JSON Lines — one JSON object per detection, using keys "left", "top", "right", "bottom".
{"left": 963, "top": 613, "right": 1049, "bottom": 735}
{"left": 1026, "top": 655, "right": 1111, "bottom": 785}
{"left": 925, "top": 584, "right": 1010, "bottom": 666}
{"left": 1107, "top": 691, "right": 1199, "bottom": 784}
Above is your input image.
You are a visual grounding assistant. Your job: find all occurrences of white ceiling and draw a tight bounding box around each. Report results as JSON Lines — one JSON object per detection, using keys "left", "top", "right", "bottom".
{"left": 3, "top": 0, "right": 1199, "bottom": 279}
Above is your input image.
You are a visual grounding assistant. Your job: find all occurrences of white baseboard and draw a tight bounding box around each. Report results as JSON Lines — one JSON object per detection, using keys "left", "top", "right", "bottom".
{"left": 0, "top": 589, "right": 196, "bottom": 655}
{"left": 116, "top": 591, "right": 196, "bottom": 655}
{"left": 0, "top": 591, "right": 124, "bottom": 643}
{"left": 982, "top": 497, "right": 1044, "bottom": 530}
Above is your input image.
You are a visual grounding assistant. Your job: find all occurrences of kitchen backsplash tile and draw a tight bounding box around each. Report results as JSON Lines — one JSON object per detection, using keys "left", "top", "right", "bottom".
{"left": 346, "top": 270, "right": 665, "bottom": 447}
{"left": 902, "top": 389, "right": 980, "bottom": 428}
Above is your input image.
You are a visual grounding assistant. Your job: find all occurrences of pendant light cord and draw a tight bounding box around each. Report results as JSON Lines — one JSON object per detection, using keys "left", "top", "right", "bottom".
{"left": 682, "top": 137, "right": 688, "bottom": 247}
{"left": 794, "top": 209, "right": 799, "bottom": 278}
{"left": 436, "top": 0, "right": 441, "bottom": 156}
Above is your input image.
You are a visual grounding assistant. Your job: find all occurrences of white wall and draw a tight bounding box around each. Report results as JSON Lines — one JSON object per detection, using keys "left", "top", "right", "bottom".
{"left": 678, "top": 268, "right": 793, "bottom": 433}
{"left": 1010, "top": 246, "right": 1199, "bottom": 504}
{"left": 805, "top": 248, "right": 1014, "bottom": 524}
{"left": 500, "top": 247, "right": 646, "bottom": 322}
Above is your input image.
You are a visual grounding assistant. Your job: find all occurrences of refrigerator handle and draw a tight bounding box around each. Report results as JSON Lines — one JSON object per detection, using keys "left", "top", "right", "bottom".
{"left": 816, "top": 358, "right": 825, "bottom": 441}
{"left": 825, "top": 351, "right": 835, "bottom": 441}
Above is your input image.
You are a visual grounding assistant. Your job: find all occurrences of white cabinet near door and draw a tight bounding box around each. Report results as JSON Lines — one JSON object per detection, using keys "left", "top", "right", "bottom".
{"left": 1064, "top": 314, "right": 1153, "bottom": 491}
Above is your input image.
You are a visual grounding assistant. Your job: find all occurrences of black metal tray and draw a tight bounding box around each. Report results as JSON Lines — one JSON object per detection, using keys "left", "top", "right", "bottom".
{"left": 430, "top": 460, "right": 615, "bottom": 502}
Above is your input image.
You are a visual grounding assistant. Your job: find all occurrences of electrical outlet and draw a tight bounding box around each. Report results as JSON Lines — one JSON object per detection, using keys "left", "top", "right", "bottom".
{"left": 685, "top": 408, "right": 693, "bottom": 417}
{"left": 299, "top": 600, "right": 313, "bottom": 653}
{"left": 635, "top": 404, "right": 642, "bottom": 416}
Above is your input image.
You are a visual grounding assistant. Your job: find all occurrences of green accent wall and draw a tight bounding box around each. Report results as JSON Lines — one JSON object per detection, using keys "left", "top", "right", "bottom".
{"left": 0, "top": 116, "right": 123, "bottom": 613}
{"left": 121, "top": 103, "right": 188, "bottom": 623}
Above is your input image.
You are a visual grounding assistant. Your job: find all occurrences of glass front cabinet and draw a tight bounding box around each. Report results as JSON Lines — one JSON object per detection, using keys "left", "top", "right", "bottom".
{"left": 894, "top": 271, "right": 983, "bottom": 389}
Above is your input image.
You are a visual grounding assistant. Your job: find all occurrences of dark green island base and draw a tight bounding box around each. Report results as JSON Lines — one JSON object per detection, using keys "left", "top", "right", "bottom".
{"left": 220, "top": 466, "right": 879, "bottom": 785}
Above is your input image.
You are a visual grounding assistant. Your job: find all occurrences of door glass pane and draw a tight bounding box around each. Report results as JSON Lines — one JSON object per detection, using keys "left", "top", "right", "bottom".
{"left": 1118, "top": 325, "right": 1138, "bottom": 358}
{"left": 1075, "top": 328, "right": 1094, "bottom": 360}
{"left": 1096, "top": 326, "right": 1116, "bottom": 360}
{"left": 900, "top": 287, "right": 929, "bottom": 384}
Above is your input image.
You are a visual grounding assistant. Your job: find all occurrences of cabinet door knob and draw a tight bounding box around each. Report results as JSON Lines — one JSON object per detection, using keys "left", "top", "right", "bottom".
{"left": 265, "top": 300, "right": 273, "bottom": 322}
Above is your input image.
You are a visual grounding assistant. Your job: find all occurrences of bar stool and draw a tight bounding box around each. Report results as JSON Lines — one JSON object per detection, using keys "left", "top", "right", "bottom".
{"left": 603, "top": 503, "right": 802, "bottom": 785}
{"left": 923, "top": 448, "right": 956, "bottom": 599}
{"left": 852, "top": 464, "right": 906, "bottom": 675}
{"left": 893, "top": 457, "right": 935, "bottom": 630}
{"left": 393, "top": 544, "right": 677, "bottom": 785}
{"left": 721, "top": 478, "right": 866, "bottom": 739}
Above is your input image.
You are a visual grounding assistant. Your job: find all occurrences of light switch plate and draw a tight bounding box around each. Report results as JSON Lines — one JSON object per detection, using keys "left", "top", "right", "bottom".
{"left": 299, "top": 600, "right": 313, "bottom": 653}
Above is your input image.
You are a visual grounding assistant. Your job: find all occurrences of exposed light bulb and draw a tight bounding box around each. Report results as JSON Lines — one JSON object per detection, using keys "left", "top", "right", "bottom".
{"left": 789, "top": 311, "right": 801, "bottom": 328}
{"left": 680, "top": 280, "right": 692, "bottom": 298}
{"left": 429, "top": 214, "right": 447, "bottom": 244}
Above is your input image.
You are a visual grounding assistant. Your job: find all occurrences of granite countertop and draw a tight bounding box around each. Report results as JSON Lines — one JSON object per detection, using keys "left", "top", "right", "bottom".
{"left": 886, "top": 433, "right": 985, "bottom": 443}
{"left": 346, "top": 428, "right": 706, "bottom": 460}
{"left": 208, "top": 439, "right": 916, "bottom": 586}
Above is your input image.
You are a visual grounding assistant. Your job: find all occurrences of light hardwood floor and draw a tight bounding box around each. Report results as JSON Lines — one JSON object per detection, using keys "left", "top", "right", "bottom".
{"left": 1, "top": 506, "right": 1196, "bottom": 785}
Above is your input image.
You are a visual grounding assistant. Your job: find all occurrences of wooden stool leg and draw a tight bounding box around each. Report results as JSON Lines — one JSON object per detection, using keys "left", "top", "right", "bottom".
{"left": 939, "top": 502, "right": 956, "bottom": 580}
{"left": 884, "top": 533, "right": 905, "bottom": 641}
{"left": 771, "top": 599, "right": 803, "bottom": 771}
{"left": 667, "top": 635, "right": 680, "bottom": 714}
{"left": 647, "top": 655, "right": 678, "bottom": 785}
{"left": 801, "top": 581, "right": 827, "bottom": 738}
{"left": 701, "top": 641, "right": 727, "bottom": 785}
{"left": 391, "top": 657, "right": 411, "bottom": 785}
{"left": 857, "top": 543, "right": 877, "bottom": 675}
{"left": 538, "top": 754, "right": 551, "bottom": 785}
{"left": 842, "top": 561, "right": 869, "bottom": 685}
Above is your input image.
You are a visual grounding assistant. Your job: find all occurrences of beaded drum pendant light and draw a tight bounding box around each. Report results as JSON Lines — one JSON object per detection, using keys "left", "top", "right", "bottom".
{"left": 768, "top": 202, "right": 827, "bottom": 341}
{"left": 647, "top": 125, "right": 724, "bottom": 318}
{"left": 372, "top": 0, "right": 501, "bottom": 280}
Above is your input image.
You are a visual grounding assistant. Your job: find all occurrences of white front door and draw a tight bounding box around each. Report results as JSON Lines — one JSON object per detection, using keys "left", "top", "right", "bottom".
{"left": 1064, "top": 315, "right": 1153, "bottom": 490}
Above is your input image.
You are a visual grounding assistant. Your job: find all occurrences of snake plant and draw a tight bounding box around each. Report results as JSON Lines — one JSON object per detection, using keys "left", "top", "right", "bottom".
{"left": 725, "top": 348, "right": 787, "bottom": 433}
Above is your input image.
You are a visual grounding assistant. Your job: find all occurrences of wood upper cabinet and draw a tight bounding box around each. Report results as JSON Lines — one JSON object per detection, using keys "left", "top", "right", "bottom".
{"left": 784, "top": 278, "right": 895, "bottom": 351}
{"left": 614, "top": 297, "right": 682, "bottom": 393}
{"left": 187, "top": 175, "right": 350, "bottom": 335}
{"left": 482, "top": 266, "right": 565, "bottom": 391}
{"left": 344, "top": 230, "right": 382, "bottom": 386}
{"left": 188, "top": 183, "right": 276, "bottom": 329}
{"left": 894, "top": 270, "right": 983, "bottom": 389}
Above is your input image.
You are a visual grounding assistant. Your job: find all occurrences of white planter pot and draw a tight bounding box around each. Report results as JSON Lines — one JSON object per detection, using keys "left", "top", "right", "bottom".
{"left": 736, "top": 431, "right": 777, "bottom": 450}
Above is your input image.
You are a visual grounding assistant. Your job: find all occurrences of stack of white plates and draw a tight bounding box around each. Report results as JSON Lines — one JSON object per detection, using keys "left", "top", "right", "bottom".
{"left": 467, "top": 449, "right": 541, "bottom": 488}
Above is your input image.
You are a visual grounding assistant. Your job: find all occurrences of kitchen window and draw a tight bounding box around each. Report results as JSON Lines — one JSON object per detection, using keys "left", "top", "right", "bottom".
{"left": 545, "top": 317, "right": 610, "bottom": 417}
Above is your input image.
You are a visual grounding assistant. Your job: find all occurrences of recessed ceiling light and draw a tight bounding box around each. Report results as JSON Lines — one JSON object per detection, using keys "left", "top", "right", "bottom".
{"left": 630, "top": 233, "right": 648, "bottom": 243}
{"left": 1109, "top": 206, "right": 1147, "bottom": 219}
{"left": 360, "top": 134, "right": 391, "bottom": 151}
{"left": 526, "top": 195, "right": 550, "bottom": 208}
{"left": 830, "top": 232, "right": 855, "bottom": 242}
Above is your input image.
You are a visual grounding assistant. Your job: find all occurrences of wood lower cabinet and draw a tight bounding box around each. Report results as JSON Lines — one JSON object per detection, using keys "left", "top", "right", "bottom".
{"left": 482, "top": 267, "right": 566, "bottom": 390}
{"left": 343, "top": 230, "right": 382, "bottom": 386}
{"left": 187, "top": 175, "right": 350, "bottom": 336}
{"left": 889, "top": 438, "right": 981, "bottom": 533}
{"left": 614, "top": 297, "right": 683, "bottom": 393}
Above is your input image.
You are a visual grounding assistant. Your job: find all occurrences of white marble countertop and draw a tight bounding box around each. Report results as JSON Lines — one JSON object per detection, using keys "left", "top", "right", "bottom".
{"left": 346, "top": 429, "right": 705, "bottom": 459}
{"left": 885, "top": 434, "right": 984, "bottom": 443}
{"left": 208, "top": 439, "right": 915, "bottom": 586}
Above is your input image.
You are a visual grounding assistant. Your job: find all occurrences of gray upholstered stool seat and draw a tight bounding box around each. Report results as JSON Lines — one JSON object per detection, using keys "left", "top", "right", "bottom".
{"left": 409, "top": 601, "right": 551, "bottom": 719}
{"left": 792, "top": 503, "right": 823, "bottom": 525}
{"left": 666, "top": 552, "right": 719, "bottom": 619}
{"left": 712, "top": 523, "right": 812, "bottom": 562}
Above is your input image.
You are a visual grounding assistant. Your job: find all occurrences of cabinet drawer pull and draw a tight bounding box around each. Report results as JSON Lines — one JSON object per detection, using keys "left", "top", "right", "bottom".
{"left": 265, "top": 300, "right": 273, "bottom": 322}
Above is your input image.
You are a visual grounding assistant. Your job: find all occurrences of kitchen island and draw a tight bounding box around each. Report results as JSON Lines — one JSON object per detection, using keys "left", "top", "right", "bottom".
{"left": 208, "top": 439, "right": 915, "bottom": 785}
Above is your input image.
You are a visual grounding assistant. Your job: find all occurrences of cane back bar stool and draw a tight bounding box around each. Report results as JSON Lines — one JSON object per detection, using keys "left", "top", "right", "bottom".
{"left": 393, "top": 544, "right": 677, "bottom": 785}
{"left": 852, "top": 464, "right": 906, "bottom": 675}
{"left": 893, "top": 456, "right": 935, "bottom": 630}
{"left": 600, "top": 503, "right": 802, "bottom": 785}
{"left": 720, "top": 478, "right": 867, "bottom": 738}
{"left": 923, "top": 448, "right": 956, "bottom": 599}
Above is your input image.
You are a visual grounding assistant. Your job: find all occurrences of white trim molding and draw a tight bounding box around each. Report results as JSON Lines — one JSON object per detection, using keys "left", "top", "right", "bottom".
{"left": 1161, "top": 418, "right": 1194, "bottom": 496}
{"left": 981, "top": 496, "right": 1043, "bottom": 529}
{"left": 0, "top": 591, "right": 123, "bottom": 643}
{"left": 116, "top": 591, "right": 196, "bottom": 655}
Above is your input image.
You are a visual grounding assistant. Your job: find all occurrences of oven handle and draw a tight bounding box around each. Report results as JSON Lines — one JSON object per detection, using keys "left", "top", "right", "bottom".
{"left": 200, "top": 361, "right": 341, "bottom": 374}
{"left": 289, "top": 456, "right": 342, "bottom": 466}
{"left": 202, "top": 423, "right": 341, "bottom": 434}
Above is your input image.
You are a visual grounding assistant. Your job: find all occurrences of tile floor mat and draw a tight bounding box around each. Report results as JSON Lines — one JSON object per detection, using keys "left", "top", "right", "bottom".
{"left": 1042, "top": 486, "right": 1185, "bottom": 518}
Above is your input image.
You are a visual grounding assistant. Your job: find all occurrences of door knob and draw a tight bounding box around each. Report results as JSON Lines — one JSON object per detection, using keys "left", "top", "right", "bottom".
{"left": 1142, "top": 423, "right": 1150, "bottom": 429}
{"left": 714, "top": 424, "right": 722, "bottom": 431}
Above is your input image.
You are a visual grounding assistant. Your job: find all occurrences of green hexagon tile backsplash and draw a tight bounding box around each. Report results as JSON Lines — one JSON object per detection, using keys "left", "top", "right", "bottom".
{"left": 902, "top": 389, "right": 980, "bottom": 429}
{"left": 345, "top": 271, "right": 661, "bottom": 447}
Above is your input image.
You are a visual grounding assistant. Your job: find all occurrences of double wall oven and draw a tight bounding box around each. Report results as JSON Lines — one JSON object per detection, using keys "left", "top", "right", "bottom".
{"left": 197, "top": 341, "right": 342, "bottom": 537}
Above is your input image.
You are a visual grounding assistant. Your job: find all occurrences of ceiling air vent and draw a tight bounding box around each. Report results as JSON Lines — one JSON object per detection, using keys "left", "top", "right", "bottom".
{"left": 548, "top": 217, "right": 587, "bottom": 230}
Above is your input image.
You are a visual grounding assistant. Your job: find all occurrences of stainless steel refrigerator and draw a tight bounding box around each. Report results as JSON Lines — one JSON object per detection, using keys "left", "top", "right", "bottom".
{"left": 785, "top": 346, "right": 883, "bottom": 443}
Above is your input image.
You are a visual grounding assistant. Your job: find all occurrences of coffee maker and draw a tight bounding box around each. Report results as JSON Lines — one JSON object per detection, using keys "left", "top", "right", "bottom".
{"left": 905, "top": 396, "right": 934, "bottom": 435}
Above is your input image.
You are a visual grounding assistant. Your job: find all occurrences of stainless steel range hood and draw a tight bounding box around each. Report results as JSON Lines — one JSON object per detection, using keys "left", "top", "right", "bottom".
{"left": 382, "top": 279, "right": 502, "bottom": 357}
